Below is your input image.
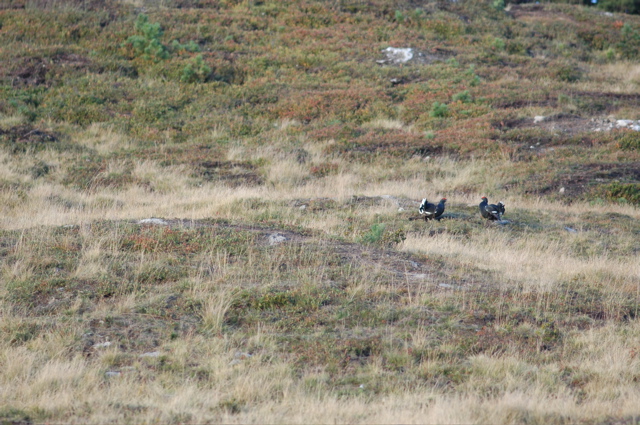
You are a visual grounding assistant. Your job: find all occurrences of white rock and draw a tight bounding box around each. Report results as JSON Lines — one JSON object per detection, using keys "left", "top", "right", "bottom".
{"left": 138, "top": 218, "right": 168, "bottom": 225}
{"left": 268, "top": 234, "right": 287, "bottom": 245}
{"left": 105, "top": 371, "right": 121, "bottom": 377}
{"left": 299, "top": 205, "right": 307, "bottom": 210}
{"left": 139, "top": 351, "right": 161, "bottom": 358}
{"left": 632, "top": 125, "right": 640, "bottom": 131}
{"left": 230, "top": 352, "right": 252, "bottom": 365}
{"left": 382, "top": 47, "right": 413, "bottom": 64}
{"left": 565, "top": 227, "right": 578, "bottom": 233}
{"left": 616, "top": 119, "right": 634, "bottom": 128}
{"left": 559, "top": 187, "right": 565, "bottom": 194}
{"left": 533, "top": 116, "right": 545, "bottom": 123}
{"left": 398, "top": 207, "right": 405, "bottom": 212}
{"left": 94, "top": 341, "right": 111, "bottom": 348}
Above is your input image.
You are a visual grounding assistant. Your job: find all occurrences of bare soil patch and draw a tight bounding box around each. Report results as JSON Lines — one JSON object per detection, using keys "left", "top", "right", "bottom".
{"left": 530, "top": 162, "right": 640, "bottom": 198}
{"left": 195, "top": 160, "right": 264, "bottom": 187}
{"left": 508, "top": 4, "right": 577, "bottom": 24}
{"left": 9, "top": 53, "right": 92, "bottom": 87}
{"left": 0, "top": 124, "right": 58, "bottom": 143}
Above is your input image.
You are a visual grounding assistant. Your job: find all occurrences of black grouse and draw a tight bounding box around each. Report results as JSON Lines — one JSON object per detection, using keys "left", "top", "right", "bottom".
{"left": 479, "top": 196, "right": 505, "bottom": 221}
{"left": 419, "top": 198, "right": 447, "bottom": 221}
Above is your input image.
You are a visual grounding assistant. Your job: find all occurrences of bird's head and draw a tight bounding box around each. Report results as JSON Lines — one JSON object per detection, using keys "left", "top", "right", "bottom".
{"left": 481, "top": 196, "right": 487, "bottom": 200}
{"left": 441, "top": 198, "right": 447, "bottom": 202}
{"left": 498, "top": 201, "right": 505, "bottom": 206}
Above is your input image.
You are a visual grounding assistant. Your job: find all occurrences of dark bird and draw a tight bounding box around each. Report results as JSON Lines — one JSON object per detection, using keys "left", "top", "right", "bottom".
{"left": 419, "top": 198, "right": 447, "bottom": 221}
{"left": 479, "top": 197, "right": 505, "bottom": 221}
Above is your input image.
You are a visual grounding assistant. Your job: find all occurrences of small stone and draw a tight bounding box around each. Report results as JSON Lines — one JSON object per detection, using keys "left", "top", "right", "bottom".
{"left": 632, "top": 125, "right": 640, "bottom": 131}
{"left": 616, "top": 119, "right": 634, "bottom": 128}
{"left": 105, "top": 371, "right": 121, "bottom": 377}
{"left": 533, "top": 116, "right": 545, "bottom": 123}
{"left": 398, "top": 207, "right": 405, "bottom": 212}
{"left": 94, "top": 341, "right": 111, "bottom": 348}
{"left": 268, "top": 234, "right": 287, "bottom": 245}
{"left": 138, "top": 218, "right": 168, "bottom": 225}
{"left": 299, "top": 205, "right": 307, "bottom": 210}
{"left": 565, "top": 227, "right": 578, "bottom": 233}
{"left": 382, "top": 47, "right": 414, "bottom": 64}
{"left": 559, "top": 187, "right": 565, "bottom": 194}
{"left": 140, "top": 351, "right": 161, "bottom": 358}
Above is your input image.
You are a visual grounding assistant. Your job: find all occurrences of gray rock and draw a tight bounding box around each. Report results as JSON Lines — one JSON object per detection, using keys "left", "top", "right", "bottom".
{"left": 138, "top": 218, "right": 168, "bottom": 225}
{"left": 616, "top": 119, "right": 634, "bottom": 128}
{"left": 268, "top": 234, "right": 287, "bottom": 245}
{"left": 381, "top": 47, "right": 414, "bottom": 64}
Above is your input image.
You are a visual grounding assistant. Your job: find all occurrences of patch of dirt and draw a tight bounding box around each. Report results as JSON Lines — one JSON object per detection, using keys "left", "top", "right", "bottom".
{"left": 10, "top": 53, "right": 92, "bottom": 87}
{"left": 0, "top": 125, "right": 58, "bottom": 143}
{"left": 194, "top": 160, "right": 264, "bottom": 187}
{"left": 493, "top": 113, "right": 638, "bottom": 138}
{"left": 507, "top": 4, "right": 577, "bottom": 23}
{"left": 494, "top": 113, "right": 592, "bottom": 136}
{"left": 292, "top": 195, "right": 420, "bottom": 212}
{"left": 412, "top": 47, "right": 457, "bottom": 65}
{"left": 82, "top": 313, "right": 197, "bottom": 358}
{"left": 0, "top": 0, "right": 109, "bottom": 9}
{"left": 149, "top": 218, "right": 460, "bottom": 288}
{"left": 530, "top": 162, "right": 640, "bottom": 198}
{"left": 493, "top": 97, "right": 556, "bottom": 109}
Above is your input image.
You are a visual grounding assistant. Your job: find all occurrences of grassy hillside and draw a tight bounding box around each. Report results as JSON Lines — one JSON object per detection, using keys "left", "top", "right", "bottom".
{"left": 1, "top": 0, "right": 639, "bottom": 423}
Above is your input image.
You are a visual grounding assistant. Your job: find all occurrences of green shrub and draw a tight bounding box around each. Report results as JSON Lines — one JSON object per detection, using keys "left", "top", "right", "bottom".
{"left": 359, "top": 223, "right": 386, "bottom": 244}
{"left": 598, "top": 0, "right": 640, "bottom": 14}
{"left": 181, "top": 55, "right": 212, "bottom": 83}
{"left": 124, "top": 14, "right": 169, "bottom": 62}
{"left": 491, "top": 37, "right": 506, "bottom": 51}
{"left": 555, "top": 64, "right": 582, "bottom": 82}
{"left": 617, "top": 132, "right": 640, "bottom": 150}
{"left": 452, "top": 90, "right": 472, "bottom": 104}
{"left": 617, "top": 23, "right": 640, "bottom": 59}
{"left": 601, "top": 182, "right": 640, "bottom": 205}
{"left": 171, "top": 39, "right": 201, "bottom": 53}
{"left": 429, "top": 102, "right": 449, "bottom": 118}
